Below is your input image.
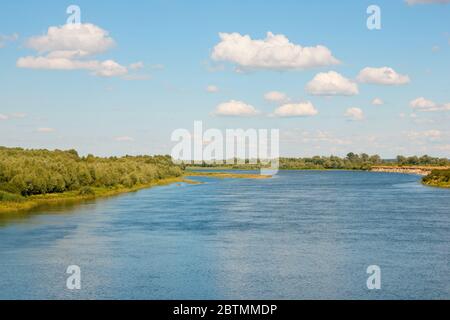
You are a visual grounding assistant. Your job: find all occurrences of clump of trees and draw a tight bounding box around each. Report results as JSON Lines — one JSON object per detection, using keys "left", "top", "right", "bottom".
{"left": 0, "top": 147, "right": 182, "bottom": 197}
{"left": 395, "top": 155, "right": 450, "bottom": 167}
{"left": 280, "top": 153, "right": 383, "bottom": 170}
{"left": 423, "top": 170, "right": 450, "bottom": 188}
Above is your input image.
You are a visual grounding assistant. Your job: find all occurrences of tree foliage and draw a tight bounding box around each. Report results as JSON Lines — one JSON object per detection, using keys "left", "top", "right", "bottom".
{"left": 396, "top": 155, "right": 450, "bottom": 166}
{"left": 0, "top": 147, "right": 182, "bottom": 197}
{"left": 423, "top": 169, "right": 450, "bottom": 187}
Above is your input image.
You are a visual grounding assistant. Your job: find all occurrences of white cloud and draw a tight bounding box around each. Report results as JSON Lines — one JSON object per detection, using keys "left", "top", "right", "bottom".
{"left": 272, "top": 102, "right": 318, "bottom": 117}
{"left": 357, "top": 67, "right": 410, "bottom": 85}
{"left": 94, "top": 60, "right": 128, "bottom": 77}
{"left": 206, "top": 85, "right": 219, "bottom": 93}
{"left": 211, "top": 32, "right": 339, "bottom": 71}
{"left": 115, "top": 136, "right": 134, "bottom": 142}
{"left": 17, "top": 56, "right": 128, "bottom": 77}
{"left": 37, "top": 127, "right": 55, "bottom": 133}
{"left": 26, "top": 24, "right": 115, "bottom": 57}
{"left": 410, "top": 97, "right": 450, "bottom": 112}
{"left": 306, "top": 71, "right": 358, "bottom": 96}
{"left": 372, "top": 98, "right": 384, "bottom": 105}
{"left": 17, "top": 23, "right": 130, "bottom": 78}
{"left": 345, "top": 107, "right": 364, "bottom": 121}
{"left": 264, "top": 91, "right": 288, "bottom": 103}
{"left": 406, "top": 0, "right": 450, "bottom": 5}
{"left": 213, "top": 100, "right": 259, "bottom": 117}
{"left": 0, "top": 114, "right": 9, "bottom": 120}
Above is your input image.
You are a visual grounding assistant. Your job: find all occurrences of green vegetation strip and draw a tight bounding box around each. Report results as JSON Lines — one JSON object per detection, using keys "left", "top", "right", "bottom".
{"left": 0, "top": 177, "right": 191, "bottom": 214}
{"left": 422, "top": 170, "right": 450, "bottom": 188}
{"left": 0, "top": 147, "right": 184, "bottom": 214}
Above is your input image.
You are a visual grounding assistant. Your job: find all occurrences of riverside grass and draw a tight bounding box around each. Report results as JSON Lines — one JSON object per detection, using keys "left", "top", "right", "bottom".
{"left": 0, "top": 172, "right": 271, "bottom": 214}
{"left": 0, "top": 177, "right": 189, "bottom": 214}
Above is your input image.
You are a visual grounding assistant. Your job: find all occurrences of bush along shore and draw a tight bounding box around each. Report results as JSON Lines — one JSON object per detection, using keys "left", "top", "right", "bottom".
{"left": 0, "top": 147, "right": 184, "bottom": 213}
{"left": 422, "top": 169, "right": 450, "bottom": 188}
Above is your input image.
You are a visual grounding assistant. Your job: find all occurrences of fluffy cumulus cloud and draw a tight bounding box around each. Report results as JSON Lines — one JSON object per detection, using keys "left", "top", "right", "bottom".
{"left": 410, "top": 97, "right": 450, "bottom": 112}
{"left": 213, "top": 100, "right": 260, "bottom": 117}
{"left": 0, "top": 114, "right": 9, "bottom": 120}
{"left": 345, "top": 107, "right": 364, "bottom": 121}
{"left": 306, "top": 71, "right": 358, "bottom": 96}
{"left": 26, "top": 24, "right": 115, "bottom": 57}
{"left": 406, "top": 0, "right": 450, "bottom": 5}
{"left": 17, "top": 24, "right": 136, "bottom": 78}
{"left": 17, "top": 57, "right": 128, "bottom": 77}
{"left": 357, "top": 67, "right": 410, "bottom": 85}
{"left": 264, "top": 91, "right": 288, "bottom": 103}
{"left": 211, "top": 32, "right": 339, "bottom": 71}
{"left": 272, "top": 102, "right": 318, "bottom": 117}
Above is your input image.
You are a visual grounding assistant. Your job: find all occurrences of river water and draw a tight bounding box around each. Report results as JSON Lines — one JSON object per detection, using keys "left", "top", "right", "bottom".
{"left": 0, "top": 171, "right": 449, "bottom": 299}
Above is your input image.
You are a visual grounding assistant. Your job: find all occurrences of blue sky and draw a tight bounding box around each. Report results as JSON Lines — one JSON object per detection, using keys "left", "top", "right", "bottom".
{"left": 0, "top": 0, "right": 449, "bottom": 157}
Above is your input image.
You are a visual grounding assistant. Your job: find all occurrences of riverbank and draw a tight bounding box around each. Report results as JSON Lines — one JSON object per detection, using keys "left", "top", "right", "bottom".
{"left": 370, "top": 165, "right": 450, "bottom": 188}
{"left": 422, "top": 169, "right": 450, "bottom": 188}
{"left": 370, "top": 165, "right": 450, "bottom": 176}
{"left": 0, "top": 177, "right": 192, "bottom": 214}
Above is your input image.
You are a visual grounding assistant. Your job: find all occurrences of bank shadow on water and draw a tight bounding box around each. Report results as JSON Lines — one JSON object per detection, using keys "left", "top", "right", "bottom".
{"left": 0, "top": 180, "right": 196, "bottom": 228}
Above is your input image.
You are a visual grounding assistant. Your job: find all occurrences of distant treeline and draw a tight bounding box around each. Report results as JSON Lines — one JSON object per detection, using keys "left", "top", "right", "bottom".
{"left": 188, "top": 153, "right": 450, "bottom": 170}
{"left": 0, "top": 147, "right": 182, "bottom": 198}
{"left": 395, "top": 155, "right": 450, "bottom": 167}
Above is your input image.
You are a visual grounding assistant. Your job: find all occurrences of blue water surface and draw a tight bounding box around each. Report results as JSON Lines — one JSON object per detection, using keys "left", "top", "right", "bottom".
{"left": 0, "top": 171, "right": 449, "bottom": 299}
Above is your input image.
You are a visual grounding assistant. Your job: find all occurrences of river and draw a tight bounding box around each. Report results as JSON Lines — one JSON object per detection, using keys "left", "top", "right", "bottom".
{"left": 0, "top": 171, "right": 449, "bottom": 299}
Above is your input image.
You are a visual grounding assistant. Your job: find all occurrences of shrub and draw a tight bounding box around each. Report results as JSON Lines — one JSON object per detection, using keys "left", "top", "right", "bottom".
{"left": 78, "top": 186, "right": 95, "bottom": 196}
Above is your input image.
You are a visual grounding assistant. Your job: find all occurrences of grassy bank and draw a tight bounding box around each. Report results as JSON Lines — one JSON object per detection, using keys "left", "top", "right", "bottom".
{"left": 0, "top": 177, "right": 192, "bottom": 214}
{"left": 422, "top": 170, "right": 450, "bottom": 188}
